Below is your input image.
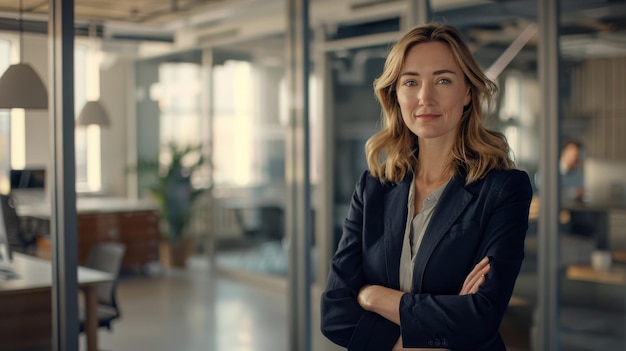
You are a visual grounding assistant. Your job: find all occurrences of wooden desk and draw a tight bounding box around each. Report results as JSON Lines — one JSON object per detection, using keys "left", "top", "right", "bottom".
{"left": 565, "top": 262, "right": 626, "bottom": 343}
{"left": 566, "top": 263, "right": 626, "bottom": 285}
{"left": 0, "top": 253, "right": 113, "bottom": 351}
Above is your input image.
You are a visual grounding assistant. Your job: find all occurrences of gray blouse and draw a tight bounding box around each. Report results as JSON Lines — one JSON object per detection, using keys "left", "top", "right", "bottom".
{"left": 399, "top": 177, "right": 450, "bottom": 292}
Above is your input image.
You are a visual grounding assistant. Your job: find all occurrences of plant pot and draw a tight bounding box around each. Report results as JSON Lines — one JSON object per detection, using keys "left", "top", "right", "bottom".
{"left": 160, "top": 237, "right": 193, "bottom": 268}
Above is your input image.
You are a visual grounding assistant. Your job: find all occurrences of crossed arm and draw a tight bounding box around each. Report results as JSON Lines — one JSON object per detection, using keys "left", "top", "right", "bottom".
{"left": 357, "top": 256, "right": 491, "bottom": 351}
{"left": 321, "top": 170, "right": 532, "bottom": 350}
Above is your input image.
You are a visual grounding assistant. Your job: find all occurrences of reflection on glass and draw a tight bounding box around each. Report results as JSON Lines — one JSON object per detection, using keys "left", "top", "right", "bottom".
{"left": 155, "top": 62, "right": 203, "bottom": 148}
{"left": 557, "top": 52, "right": 626, "bottom": 350}
{"left": 213, "top": 60, "right": 257, "bottom": 186}
{"left": 211, "top": 45, "right": 288, "bottom": 278}
{"left": 0, "top": 38, "right": 15, "bottom": 194}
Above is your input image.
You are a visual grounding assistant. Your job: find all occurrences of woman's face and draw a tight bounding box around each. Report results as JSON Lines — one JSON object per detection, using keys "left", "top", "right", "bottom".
{"left": 396, "top": 41, "right": 471, "bottom": 145}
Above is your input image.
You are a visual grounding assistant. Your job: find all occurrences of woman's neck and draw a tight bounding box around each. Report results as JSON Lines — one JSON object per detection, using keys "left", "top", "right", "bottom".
{"left": 413, "top": 153, "right": 453, "bottom": 213}
{"left": 416, "top": 139, "right": 454, "bottom": 187}
{"left": 415, "top": 161, "right": 453, "bottom": 189}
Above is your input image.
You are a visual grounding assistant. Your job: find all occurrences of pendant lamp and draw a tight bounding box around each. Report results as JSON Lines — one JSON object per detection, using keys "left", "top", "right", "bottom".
{"left": 0, "top": 0, "right": 48, "bottom": 109}
{"left": 76, "top": 100, "right": 110, "bottom": 127}
{"left": 76, "top": 23, "right": 109, "bottom": 128}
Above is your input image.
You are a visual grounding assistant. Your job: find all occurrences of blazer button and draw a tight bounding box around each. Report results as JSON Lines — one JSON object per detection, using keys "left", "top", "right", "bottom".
{"left": 441, "top": 338, "right": 449, "bottom": 347}
{"left": 434, "top": 338, "right": 441, "bottom": 347}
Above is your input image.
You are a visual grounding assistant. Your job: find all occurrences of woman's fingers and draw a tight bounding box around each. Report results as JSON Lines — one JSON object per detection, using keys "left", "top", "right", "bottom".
{"left": 460, "top": 256, "right": 490, "bottom": 295}
{"left": 469, "top": 273, "right": 486, "bottom": 294}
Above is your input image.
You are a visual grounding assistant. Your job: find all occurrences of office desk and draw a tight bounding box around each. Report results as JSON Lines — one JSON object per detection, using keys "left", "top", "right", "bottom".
{"left": 566, "top": 261, "right": 626, "bottom": 343}
{"left": 0, "top": 253, "right": 113, "bottom": 351}
{"left": 566, "top": 263, "right": 626, "bottom": 285}
{"left": 17, "top": 197, "right": 161, "bottom": 271}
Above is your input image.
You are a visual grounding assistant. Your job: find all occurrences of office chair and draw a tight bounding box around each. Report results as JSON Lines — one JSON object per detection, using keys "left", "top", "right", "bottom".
{"left": 79, "top": 242, "right": 126, "bottom": 333}
{"left": 0, "top": 194, "right": 39, "bottom": 255}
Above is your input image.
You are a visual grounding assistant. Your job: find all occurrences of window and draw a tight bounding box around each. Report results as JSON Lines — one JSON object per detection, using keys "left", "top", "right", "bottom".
{"left": 155, "top": 62, "right": 203, "bottom": 147}
{"left": 151, "top": 62, "right": 205, "bottom": 186}
{"left": 212, "top": 60, "right": 258, "bottom": 186}
{"left": 0, "top": 39, "right": 10, "bottom": 194}
{"left": 74, "top": 41, "right": 102, "bottom": 192}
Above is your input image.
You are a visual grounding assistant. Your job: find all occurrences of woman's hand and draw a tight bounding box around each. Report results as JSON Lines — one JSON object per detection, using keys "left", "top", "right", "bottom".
{"left": 459, "top": 256, "right": 490, "bottom": 295}
{"left": 357, "top": 284, "right": 373, "bottom": 311}
{"left": 357, "top": 284, "right": 404, "bottom": 324}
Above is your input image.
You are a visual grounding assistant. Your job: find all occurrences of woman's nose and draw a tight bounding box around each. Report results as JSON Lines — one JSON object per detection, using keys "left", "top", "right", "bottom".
{"left": 418, "top": 84, "right": 433, "bottom": 105}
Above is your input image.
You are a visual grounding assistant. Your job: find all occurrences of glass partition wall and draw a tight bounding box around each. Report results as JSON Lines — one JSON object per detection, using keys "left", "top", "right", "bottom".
{"left": 322, "top": 2, "right": 626, "bottom": 348}
{"left": 555, "top": 1, "right": 626, "bottom": 348}
{"left": 210, "top": 35, "right": 290, "bottom": 278}
{"left": 129, "top": 1, "right": 626, "bottom": 350}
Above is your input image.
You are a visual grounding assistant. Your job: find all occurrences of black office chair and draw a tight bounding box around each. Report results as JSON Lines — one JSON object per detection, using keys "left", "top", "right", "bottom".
{"left": 79, "top": 242, "right": 126, "bottom": 333}
{"left": 0, "top": 194, "right": 39, "bottom": 255}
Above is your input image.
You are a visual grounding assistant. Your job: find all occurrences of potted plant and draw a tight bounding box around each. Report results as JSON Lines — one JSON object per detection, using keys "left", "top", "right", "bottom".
{"left": 133, "top": 143, "right": 205, "bottom": 267}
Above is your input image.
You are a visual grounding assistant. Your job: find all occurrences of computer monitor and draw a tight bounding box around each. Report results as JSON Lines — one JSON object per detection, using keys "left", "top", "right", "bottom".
{"left": 9, "top": 169, "right": 46, "bottom": 206}
{"left": 10, "top": 169, "right": 46, "bottom": 190}
{"left": 584, "top": 158, "right": 626, "bottom": 204}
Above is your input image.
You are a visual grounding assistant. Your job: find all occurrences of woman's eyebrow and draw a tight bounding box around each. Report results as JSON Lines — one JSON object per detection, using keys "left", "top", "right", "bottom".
{"left": 433, "top": 69, "right": 457, "bottom": 75}
{"left": 399, "top": 69, "right": 458, "bottom": 77}
{"left": 399, "top": 71, "right": 418, "bottom": 77}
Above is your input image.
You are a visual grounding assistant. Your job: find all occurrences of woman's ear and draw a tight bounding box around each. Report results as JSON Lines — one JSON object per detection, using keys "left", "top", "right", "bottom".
{"left": 464, "top": 88, "right": 471, "bottom": 106}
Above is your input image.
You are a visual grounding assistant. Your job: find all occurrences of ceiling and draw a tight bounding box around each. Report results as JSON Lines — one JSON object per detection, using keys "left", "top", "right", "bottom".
{"left": 0, "top": 0, "right": 623, "bottom": 60}
{"left": 0, "top": 0, "right": 227, "bottom": 25}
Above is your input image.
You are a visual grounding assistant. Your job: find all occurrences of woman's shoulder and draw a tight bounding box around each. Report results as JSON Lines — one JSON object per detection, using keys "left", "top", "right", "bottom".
{"left": 480, "top": 168, "right": 533, "bottom": 196}
{"left": 356, "top": 169, "right": 412, "bottom": 194}
{"left": 358, "top": 169, "right": 412, "bottom": 186}
{"left": 484, "top": 168, "right": 530, "bottom": 180}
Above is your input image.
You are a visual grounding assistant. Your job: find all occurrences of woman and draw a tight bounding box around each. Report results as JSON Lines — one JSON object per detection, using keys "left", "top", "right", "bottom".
{"left": 320, "top": 23, "right": 532, "bottom": 351}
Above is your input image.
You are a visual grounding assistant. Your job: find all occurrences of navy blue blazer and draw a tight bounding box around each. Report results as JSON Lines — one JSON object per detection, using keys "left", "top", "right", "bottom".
{"left": 321, "top": 168, "right": 532, "bottom": 351}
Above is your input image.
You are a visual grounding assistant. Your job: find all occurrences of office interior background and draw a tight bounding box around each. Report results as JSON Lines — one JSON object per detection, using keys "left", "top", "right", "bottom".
{"left": 0, "top": 0, "right": 625, "bottom": 350}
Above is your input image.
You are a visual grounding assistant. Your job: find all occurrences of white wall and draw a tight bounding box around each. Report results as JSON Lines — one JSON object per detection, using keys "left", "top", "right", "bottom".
{"left": 100, "top": 55, "right": 133, "bottom": 197}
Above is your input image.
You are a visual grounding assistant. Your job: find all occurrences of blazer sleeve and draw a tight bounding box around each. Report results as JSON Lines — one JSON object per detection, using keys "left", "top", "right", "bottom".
{"left": 399, "top": 170, "right": 533, "bottom": 350}
{"left": 320, "top": 171, "right": 400, "bottom": 351}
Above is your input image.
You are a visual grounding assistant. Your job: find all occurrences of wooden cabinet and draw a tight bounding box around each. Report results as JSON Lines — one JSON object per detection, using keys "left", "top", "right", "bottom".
{"left": 0, "top": 289, "right": 52, "bottom": 350}
{"left": 77, "top": 210, "right": 160, "bottom": 271}
{"left": 22, "top": 198, "right": 162, "bottom": 272}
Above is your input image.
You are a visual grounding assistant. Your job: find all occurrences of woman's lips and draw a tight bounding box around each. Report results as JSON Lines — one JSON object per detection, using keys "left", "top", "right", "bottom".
{"left": 416, "top": 113, "right": 440, "bottom": 119}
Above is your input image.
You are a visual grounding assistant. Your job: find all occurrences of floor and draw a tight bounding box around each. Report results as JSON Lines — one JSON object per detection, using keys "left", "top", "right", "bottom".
{"left": 91, "top": 255, "right": 341, "bottom": 351}
{"left": 88, "top": 255, "right": 531, "bottom": 351}
{"left": 86, "top": 248, "right": 624, "bottom": 351}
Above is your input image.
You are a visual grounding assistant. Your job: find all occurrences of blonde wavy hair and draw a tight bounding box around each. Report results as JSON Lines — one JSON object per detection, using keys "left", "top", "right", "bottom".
{"left": 365, "top": 23, "right": 513, "bottom": 184}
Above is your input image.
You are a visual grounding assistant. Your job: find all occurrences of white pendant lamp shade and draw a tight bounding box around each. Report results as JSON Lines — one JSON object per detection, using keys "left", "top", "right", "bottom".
{"left": 0, "top": 63, "right": 48, "bottom": 109}
{"left": 77, "top": 100, "right": 110, "bottom": 127}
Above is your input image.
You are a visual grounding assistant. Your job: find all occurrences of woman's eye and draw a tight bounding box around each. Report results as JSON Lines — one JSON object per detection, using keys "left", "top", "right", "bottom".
{"left": 437, "top": 78, "right": 452, "bottom": 84}
{"left": 402, "top": 80, "right": 417, "bottom": 87}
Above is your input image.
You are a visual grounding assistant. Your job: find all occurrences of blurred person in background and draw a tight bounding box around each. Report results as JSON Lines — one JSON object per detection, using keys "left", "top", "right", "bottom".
{"left": 559, "top": 140, "right": 596, "bottom": 238}
{"left": 560, "top": 140, "right": 585, "bottom": 203}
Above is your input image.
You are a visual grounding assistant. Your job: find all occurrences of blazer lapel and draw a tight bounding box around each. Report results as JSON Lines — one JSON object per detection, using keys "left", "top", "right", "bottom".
{"left": 412, "top": 173, "right": 473, "bottom": 291}
{"left": 383, "top": 175, "right": 411, "bottom": 288}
